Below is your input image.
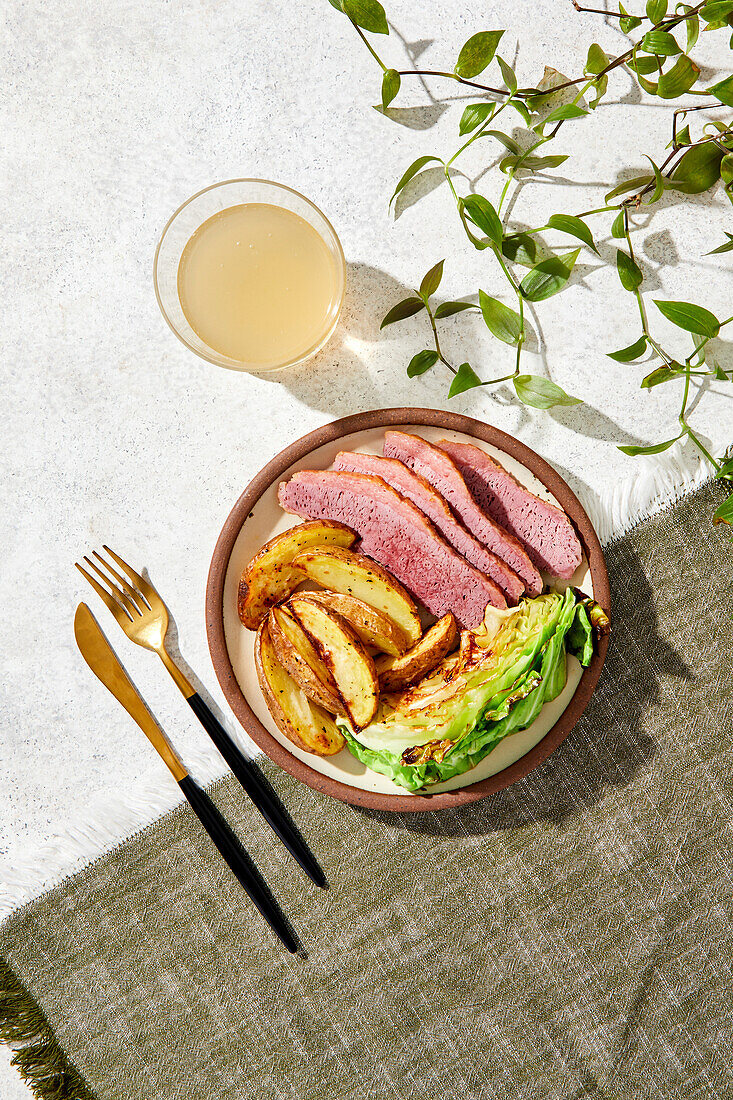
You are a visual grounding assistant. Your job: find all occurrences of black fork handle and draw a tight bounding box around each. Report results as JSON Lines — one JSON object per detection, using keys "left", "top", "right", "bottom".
{"left": 187, "top": 693, "right": 326, "bottom": 888}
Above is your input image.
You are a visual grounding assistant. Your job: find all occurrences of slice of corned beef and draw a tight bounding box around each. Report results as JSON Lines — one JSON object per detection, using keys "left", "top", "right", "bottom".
{"left": 437, "top": 439, "right": 582, "bottom": 579}
{"left": 277, "top": 469, "right": 507, "bottom": 626}
{"left": 383, "top": 431, "right": 543, "bottom": 597}
{"left": 333, "top": 450, "right": 525, "bottom": 604}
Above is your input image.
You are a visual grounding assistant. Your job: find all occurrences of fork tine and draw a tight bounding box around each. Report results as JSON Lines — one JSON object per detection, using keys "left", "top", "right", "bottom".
{"left": 83, "top": 556, "right": 141, "bottom": 620}
{"left": 75, "top": 562, "right": 134, "bottom": 624}
{"left": 92, "top": 551, "right": 150, "bottom": 611}
{"left": 102, "top": 545, "right": 160, "bottom": 606}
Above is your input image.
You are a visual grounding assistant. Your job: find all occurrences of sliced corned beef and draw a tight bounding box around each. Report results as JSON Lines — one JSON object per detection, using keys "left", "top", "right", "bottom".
{"left": 333, "top": 450, "right": 525, "bottom": 604}
{"left": 383, "top": 431, "right": 543, "bottom": 597}
{"left": 437, "top": 438, "right": 583, "bottom": 579}
{"left": 277, "top": 469, "right": 507, "bottom": 626}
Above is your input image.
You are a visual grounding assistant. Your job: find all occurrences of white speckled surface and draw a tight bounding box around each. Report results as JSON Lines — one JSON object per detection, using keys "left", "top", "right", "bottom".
{"left": 2, "top": 1, "right": 732, "bottom": 1094}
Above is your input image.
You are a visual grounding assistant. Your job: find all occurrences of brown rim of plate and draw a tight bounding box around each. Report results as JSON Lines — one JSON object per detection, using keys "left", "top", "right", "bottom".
{"left": 206, "top": 407, "right": 611, "bottom": 813}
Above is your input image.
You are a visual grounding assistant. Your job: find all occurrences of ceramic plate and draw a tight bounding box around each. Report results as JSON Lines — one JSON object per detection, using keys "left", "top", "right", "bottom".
{"left": 206, "top": 408, "right": 610, "bottom": 812}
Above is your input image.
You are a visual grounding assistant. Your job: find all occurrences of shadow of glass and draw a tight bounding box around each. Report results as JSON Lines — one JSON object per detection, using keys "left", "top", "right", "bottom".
{"left": 274, "top": 261, "right": 491, "bottom": 418}
{"left": 352, "top": 540, "right": 690, "bottom": 837}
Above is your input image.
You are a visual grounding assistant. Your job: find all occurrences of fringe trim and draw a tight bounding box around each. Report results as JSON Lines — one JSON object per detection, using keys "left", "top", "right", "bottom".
{"left": 0, "top": 742, "right": 242, "bottom": 923}
{"left": 0, "top": 445, "right": 715, "bottom": 927}
{"left": 583, "top": 446, "right": 715, "bottom": 547}
{"left": 0, "top": 957, "right": 97, "bottom": 1100}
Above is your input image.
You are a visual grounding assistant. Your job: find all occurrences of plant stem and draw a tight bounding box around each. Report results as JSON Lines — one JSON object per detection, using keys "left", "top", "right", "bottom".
{"left": 351, "top": 21, "right": 387, "bottom": 70}
{"left": 425, "top": 303, "right": 457, "bottom": 375}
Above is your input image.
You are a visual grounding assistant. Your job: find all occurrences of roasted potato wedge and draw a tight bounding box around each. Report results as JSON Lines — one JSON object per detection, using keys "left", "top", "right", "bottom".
{"left": 255, "top": 621, "right": 345, "bottom": 756}
{"left": 375, "top": 613, "right": 459, "bottom": 692}
{"left": 289, "top": 595, "right": 379, "bottom": 729}
{"left": 238, "top": 520, "right": 356, "bottom": 630}
{"left": 303, "top": 591, "right": 411, "bottom": 657}
{"left": 291, "top": 547, "right": 421, "bottom": 646}
{"left": 268, "top": 606, "right": 344, "bottom": 715}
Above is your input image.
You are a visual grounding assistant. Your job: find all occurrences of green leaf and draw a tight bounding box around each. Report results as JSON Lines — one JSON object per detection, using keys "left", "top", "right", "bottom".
{"left": 585, "top": 43, "right": 609, "bottom": 74}
{"left": 607, "top": 335, "right": 648, "bottom": 361}
{"left": 543, "top": 104, "right": 588, "bottom": 123}
{"left": 434, "top": 300, "right": 477, "bottom": 319}
{"left": 669, "top": 141, "right": 724, "bottom": 194}
{"left": 513, "top": 374, "right": 582, "bottom": 409}
{"left": 628, "top": 54, "right": 664, "bottom": 74}
{"left": 656, "top": 55, "right": 699, "bottom": 98}
{"left": 646, "top": 0, "right": 668, "bottom": 21}
{"left": 455, "top": 31, "right": 504, "bottom": 78}
{"left": 640, "top": 365, "right": 682, "bottom": 387}
{"left": 721, "top": 154, "right": 733, "bottom": 185}
{"left": 380, "top": 297, "right": 425, "bottom": 328}
{"left": 480, "top": 130, "right": 522, "bottom": 154}
{"left": 326, "top": 0, "right": 344, "bottom": 9}
{"left": 644, "top": 156, "right": 665, "bottom": 203}
{"left": 501, "top": 232, "right": 541, "bottom": 267}
{"left": 685, "top": 12, "right": 700, "bottom": 51}
{"left": 419, "top": 259, "right": 445, "bottom": 300}
{"left": 653, "top": 299, "right": 720, "bottom": 337}
{"left": 715, "top": 458, "right": 733, "bottom": 481}
{"left": 620, "top": 3, "right": 643, "bottom": 31}
{"left": 497, "top": 55, "right": 517, "bottom": 92}
{"left": 641, "top": 29, "right": 681, "bottom": 53}
{"left": 675, "top": 123, "right": 691, "bottom": 146}
{"left": 515, "top": 154, "right": 570, "bottom": 171}
{"left": 342, "top": 0, "right": 388, "bottom": 34}
{"left": 606, "top": 175, "right": 654, "bottom": 201}
{"left": 508, "top": 99, "right": 532, "bottom": 125}
{"left": 406, "top": 349, "right": 439, "bottom": 378}
{"left": 520, "top": 249, "right": 580, "bottom": 301}
{"left": 462, "top": 194, "right": 503, "bottom": 246}
{"left": 619, "top": 434, "right": 684, "bottom": 455}
{"left": 611, "top": 210, "right": 627, "bottom": 238}
{"left": 709, "top": 74, "right": 733, "bottom": 107}
{"left": 448, "top": 362, "right": 483, "bottom": 397}
{"left": 585, "top": 43, "right": 609, "bottom": 107}
{"left": 390, "top": 155, "right": 442, "bottom": 205}
{"left": 616, "top": 249, "right": 643, "bottom": 291}
{"left": 706, "top": 231, "right": 733, "bottom": 255}
{"left": 713, "top": 492, "right": 733, "bottom": 525}
{"left": 381, "top": 68, "right": 400, "bottom": 109}
{"left": 547, "top": 213, "right": 598, "bottom": 253}
{"left": 479, "top": 290, "right": 522, "bottom": 345}
{"left": 459, "top": 102, "right": 494, "bottom": 136}
{"left": 701, "top": 0, "right": 733, "bottom": 21}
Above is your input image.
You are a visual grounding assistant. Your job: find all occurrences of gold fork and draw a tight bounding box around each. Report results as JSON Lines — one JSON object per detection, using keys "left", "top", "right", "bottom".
{"left": 75, "top": 546, "right": 325, "bottom": 887}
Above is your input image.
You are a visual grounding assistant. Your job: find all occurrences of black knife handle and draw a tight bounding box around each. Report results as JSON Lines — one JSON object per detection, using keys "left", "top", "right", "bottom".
{"left": 178, "top": 776, "right": 297, "bottom": 952}
{"left": 186, "top": 693, "right": 325, "bottom": 887}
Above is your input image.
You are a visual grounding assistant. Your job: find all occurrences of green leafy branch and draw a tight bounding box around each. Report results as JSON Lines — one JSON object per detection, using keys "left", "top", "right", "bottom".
{"left": 327, "top": 0, "right": 733, "bottom": 522}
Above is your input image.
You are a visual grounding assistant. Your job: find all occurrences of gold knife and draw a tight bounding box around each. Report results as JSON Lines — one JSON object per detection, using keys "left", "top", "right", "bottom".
{"left": 74, "top": 602, "right": 186, "bottom": 781}
{"left": 73, "top": 603, "right": 298, "bottom": 951}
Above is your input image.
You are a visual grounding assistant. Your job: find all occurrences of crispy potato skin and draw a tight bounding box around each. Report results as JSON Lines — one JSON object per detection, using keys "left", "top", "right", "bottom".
{"left": 255, "top": 621, "right": 345, "bottom": 756}
{"left": 268, "top": 606, "right": 344, "bottom": 715}
{"left": 238, "top": 521, "right": 356, "bottom": 630}
{"left": 292, "top": 546, "right": 422, "bottom": 645}
{"left": 375, "top": 613, "right": 459, "bottom": 692}
{"left": 303, "top": 591, "right": 410, "bottom": 657}
{"left": 289, "top": 595, "right": 379, "bottom": 729}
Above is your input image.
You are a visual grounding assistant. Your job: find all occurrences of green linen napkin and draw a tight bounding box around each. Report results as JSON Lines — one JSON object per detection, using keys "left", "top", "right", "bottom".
{"left": 2, "top": 480, "right": 733, "bottom": 1100}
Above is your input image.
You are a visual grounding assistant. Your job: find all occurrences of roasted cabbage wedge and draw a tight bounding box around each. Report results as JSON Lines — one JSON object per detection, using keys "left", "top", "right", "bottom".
{"left": 255, "top": 621, "right": 345, "bottom": 756}
{"left": 304, "top": 591, "right": 411, "bottom": 656}
{"left": 343, "top": 588, "right": 599, "bottom": 790}
{"left": 291, "top": 547, "right": 422, "bottom": 646}
{"left": 238, "top": 520, "right": 356, "bottom": 630}
{"left": 376, "top": 613, "right": 458, "bottom": 692}
{"left": 268, "top": 605, "right": 344, "bottom": 715}
{"left": 289, "top": 595, "right": 379, "bottom": 729}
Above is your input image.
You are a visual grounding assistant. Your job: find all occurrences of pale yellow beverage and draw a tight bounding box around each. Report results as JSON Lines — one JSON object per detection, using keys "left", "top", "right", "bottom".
{"left": 177, "top": 203, "right": 342, "bottom": 369}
